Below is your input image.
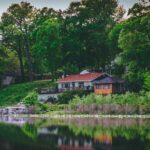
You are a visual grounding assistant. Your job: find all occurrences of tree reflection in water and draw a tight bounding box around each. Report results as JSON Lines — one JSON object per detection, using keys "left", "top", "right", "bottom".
{"left": 0, "top": 117, "right": 150, "bottom": 150}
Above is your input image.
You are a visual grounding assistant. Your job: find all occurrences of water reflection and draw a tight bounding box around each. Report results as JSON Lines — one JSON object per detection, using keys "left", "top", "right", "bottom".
{"left": 0, "top": 116, "right": 150, "bottom": 150}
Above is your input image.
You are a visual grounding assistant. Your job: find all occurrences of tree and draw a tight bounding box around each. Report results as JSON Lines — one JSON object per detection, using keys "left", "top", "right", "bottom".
{"left": 0, "top": 45, "right": 8, "bottom": 75}
{"left": 33, "top": 19, "right": 62, "bottom": 80}
{"left": 62, "top": 0, "right": 125, "bottom": 72}
{"left": 117, "top": 15, "right": 150, "bottom": 91}
{"left": 0, "top": 23, "right": 25, "bottom": 81}
{"left": 108, "top": 0, "right": 150, "bottom": 91}
{"left": 1, "top": 2, "right": 37, "bottom": 81}
{"left": 128, "top": 0, "right": 150, "bottom": 17}
{"left": 0, "top": 44, "right": 19, "bottom": 84}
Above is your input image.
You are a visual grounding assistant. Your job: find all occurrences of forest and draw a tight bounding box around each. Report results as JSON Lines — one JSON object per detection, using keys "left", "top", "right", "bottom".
{"left": 0, "top": 0, "right": 150, "bottom": 92}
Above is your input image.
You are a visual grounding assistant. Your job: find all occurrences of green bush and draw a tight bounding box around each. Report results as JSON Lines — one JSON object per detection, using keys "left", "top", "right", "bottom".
{"left": 144, "top": 72, "right": 150, "bottom": 90}
{"left": 58, "top": 90, "right": 90, "bottom": 104}
{"left": 23, "top": 92, "right": 38, "bottom": 106}
{"left": 69, "top": 91, "right": 150, "bottom": 106}
{"left": 48, "top": 104, "right": 67, "bottom": 111}
{"left": 34, "top": 103, "right": 49, "bottom": 114}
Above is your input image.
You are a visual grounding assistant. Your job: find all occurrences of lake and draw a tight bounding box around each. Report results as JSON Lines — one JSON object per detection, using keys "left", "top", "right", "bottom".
{"left": 0, "top": 116, "right": 150, "bottom": 150}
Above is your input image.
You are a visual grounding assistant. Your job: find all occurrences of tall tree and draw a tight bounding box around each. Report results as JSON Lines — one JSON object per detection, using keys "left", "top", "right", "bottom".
{"left": 108, "top": 0, "right": 150, "bottom": 91}
{"left": 1, "top": 2, "right": 37, "bottom": 81}
{"left": 33, "top": 19, "right": 62, "bottom": 80}
{"left": 0, "top": 23, "right": 25, "bottom": 81}
{"left": 62, "top": 0, "right": 125, "bottom": 72}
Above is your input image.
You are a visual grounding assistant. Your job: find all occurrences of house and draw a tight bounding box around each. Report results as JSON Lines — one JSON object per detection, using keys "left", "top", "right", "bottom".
{"left": 93, "top": 76, "right": 126, "bottom": 95}
{"left": 58, "top": 72, "right": 107, "bottom": 92}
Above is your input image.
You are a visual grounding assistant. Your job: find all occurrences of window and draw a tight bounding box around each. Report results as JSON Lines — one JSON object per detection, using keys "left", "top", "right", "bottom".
{"left": 61, "top": 84, "right": 65, "bottom": 88}
{"left": 96, "top": 84, "right": 103, "bottom": 89}
{"left": 103, "top": 84, "right": 110, "bottom": 89}
{"left": 65, "top": 83, "right": 69, "bottom": 88}
{"left": 72, "top": 82, "right": 75, "bottom": 88}
{"left": 79, "top": 82, "right": 84, "bottom": 88}
{"left": 96, "top": 84, "right": 111, "bottom": 89}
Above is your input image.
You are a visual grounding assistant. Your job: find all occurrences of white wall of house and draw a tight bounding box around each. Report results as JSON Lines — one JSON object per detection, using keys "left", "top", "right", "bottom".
{"left": 69, "top": 83, "right": 72, "bottom": 87}
{"left": 75, "top": 82, "right": 79, "bottom": 88}
{"left": 84, "top": 81, "right": 93, "bottom": 87}
{"left": 58, "top": 81, "right": 94, "bottom": 91}
{"left": 58, "top": 83, "right": 62, "bottom": 89}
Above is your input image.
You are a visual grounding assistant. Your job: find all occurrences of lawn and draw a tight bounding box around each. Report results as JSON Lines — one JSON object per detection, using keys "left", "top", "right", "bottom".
{"left": 0, "top": 80, "right": 55, "bottom": 106}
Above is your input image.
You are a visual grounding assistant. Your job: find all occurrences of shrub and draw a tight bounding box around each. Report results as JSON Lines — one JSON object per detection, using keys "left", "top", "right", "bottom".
{"left": 23, "top": 92, "right": 38, "bottom": 106}
{"left": 144, "top": 72, "right": 150, "bottom": 90}
{"left": 34, "top": 103, "right": 49, "bottom": 114}
{"left": 58, "top": 90, "right": 90, "bottom": 104}
{"left": 69, "top": 91, "right": 150, "bottom": 106}
{"left": 48, "top": 104, "right": 66, "bottom": 111}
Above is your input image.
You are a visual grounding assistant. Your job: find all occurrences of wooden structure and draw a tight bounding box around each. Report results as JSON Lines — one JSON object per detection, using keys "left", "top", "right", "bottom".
{"left": 94, "top": 76, "right": 125, "bottom": 95}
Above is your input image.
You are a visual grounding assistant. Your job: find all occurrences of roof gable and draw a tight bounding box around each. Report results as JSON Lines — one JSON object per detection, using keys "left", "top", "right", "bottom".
{"left": 94, "top": 76, "right": 124, "bottom": 84}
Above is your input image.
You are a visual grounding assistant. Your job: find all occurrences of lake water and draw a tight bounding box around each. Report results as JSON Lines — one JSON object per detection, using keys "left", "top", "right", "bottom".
{"left": 0, "top": 116, "right": 150, "bottom": 150}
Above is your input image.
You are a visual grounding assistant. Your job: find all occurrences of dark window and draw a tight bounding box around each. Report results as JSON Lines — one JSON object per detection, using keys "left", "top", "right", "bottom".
{"left": 61, "top": 84, "right": 65, "bottom": 88}
{"left": 72, "top": 82, "right": 75, "bottom": 88}
{"left": 79, "top": 82, "right": 84, "bottom": 88}
{"left": 65, "top": 83, "right": 69, "bottom": 88}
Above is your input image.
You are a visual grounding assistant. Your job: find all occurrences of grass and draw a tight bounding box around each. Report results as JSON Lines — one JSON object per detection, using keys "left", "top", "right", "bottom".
{"left": 0, "top": 80, "right": 55, "bottom": 106}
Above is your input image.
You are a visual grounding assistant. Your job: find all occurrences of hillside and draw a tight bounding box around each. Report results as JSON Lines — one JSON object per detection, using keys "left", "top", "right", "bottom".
{"left": 0, "top": 80, "right": 55, "bottom": 106}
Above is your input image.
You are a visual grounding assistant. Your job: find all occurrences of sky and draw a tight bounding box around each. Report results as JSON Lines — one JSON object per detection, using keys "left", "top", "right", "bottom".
{"left": 0, "top": 0, "right": 139, "bottom": 16}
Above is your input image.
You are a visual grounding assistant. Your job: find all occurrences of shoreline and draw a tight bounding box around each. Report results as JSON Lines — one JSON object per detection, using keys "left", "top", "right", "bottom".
{"left": 1, "top": 114, "right": 150, "bottom": 119}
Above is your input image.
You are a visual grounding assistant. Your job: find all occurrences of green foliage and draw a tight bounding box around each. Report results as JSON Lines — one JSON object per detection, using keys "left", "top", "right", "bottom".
{"left": 69, "top": 92, "right": 150, "bottom": 106}
{"left": 33, "top": 18, "right": 62, "bottom": 80}
{"left": 0, "top": 45, "right": 19, "bottom": 76}
{"left": 21, "top": 124, "right": 37, "bottom": 140}
{"left": 0, "top": 123, "right": 35, "bottom": 143}
{"left": 1, "top": 2, "right": 36, "bottom": 81}
{"left": 62, "top": 0, "right": 124, "bottom": 70}
{"left": 47, "top": 104, "right": 67, "bottom": 111}
{"left": 23, "top": 92, "right": 38, "bottom": 106}
{"left": 69, "top": 123, "right": 150, "bottom": 142}
{"left": 144, "top": 72, "right": 150, "bottom": 91}
{"left": 109, "top": 13, "right": 150, "bottom": 91}
{"left": 58, "top": 90, "right": 90, "bottom": 104}
{"left": 0, "top": 80, "right": 55, "bottom": 106}
{"left": 0, "top": 0, "right": 149, "bottom": 94}
{"left": 33, "top": 103, "right": 49, "bottom": 114}
{"left": 108, "top": 22, "right": 126, "bottom": 58}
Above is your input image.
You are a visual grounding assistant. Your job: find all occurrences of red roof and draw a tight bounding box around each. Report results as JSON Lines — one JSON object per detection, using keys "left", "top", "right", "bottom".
{"left": 58, "top": 73, "right": 104, "bottom": 83}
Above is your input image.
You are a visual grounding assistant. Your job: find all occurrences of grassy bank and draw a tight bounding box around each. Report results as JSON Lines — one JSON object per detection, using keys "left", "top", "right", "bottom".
{"left": 1, "top": 82, "right": 150, "bottom": 115}
{"left": 31, "top": 91, "right": 150, "bottom": 115}
{"left": 65, "top": 92, "right": 150, "bottom": 114}
{"left": 33, "top": 91, "right": 150, "bottom": 115}
{"left": 38, "top": 91, "right": 150, "bottom": 115}
{"left": 0, "top": 80, "right": 55, "bottom": 106}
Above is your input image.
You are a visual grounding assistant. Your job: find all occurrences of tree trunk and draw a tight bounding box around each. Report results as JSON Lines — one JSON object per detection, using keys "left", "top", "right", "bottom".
{"left": 17, "top": 38, "right": 25, "bottom": 82}
{"left": 17, "top": 48, "right": 25, "bottom": 82}
{"left": 24, "top": 31, "right": 33, "bottom": 81}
